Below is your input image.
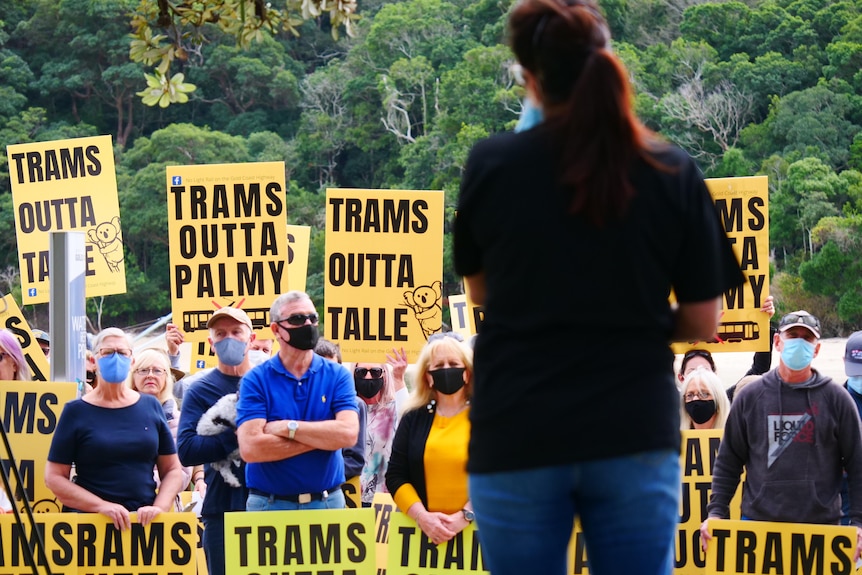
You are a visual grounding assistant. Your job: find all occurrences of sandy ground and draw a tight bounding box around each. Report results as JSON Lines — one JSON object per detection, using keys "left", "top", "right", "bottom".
{"left": 675, "top": 337, "right": 850, "bottom": 389}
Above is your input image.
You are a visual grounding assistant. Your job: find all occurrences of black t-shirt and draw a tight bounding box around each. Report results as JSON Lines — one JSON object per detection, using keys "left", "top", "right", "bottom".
{"left": 454, "top": 127, "right": 744, "bottom": 473}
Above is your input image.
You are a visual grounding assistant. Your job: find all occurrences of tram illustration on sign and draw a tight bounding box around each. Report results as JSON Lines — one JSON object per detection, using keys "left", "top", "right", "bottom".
{"left": 183, "top": 307, "right": 271, "bottom": 333}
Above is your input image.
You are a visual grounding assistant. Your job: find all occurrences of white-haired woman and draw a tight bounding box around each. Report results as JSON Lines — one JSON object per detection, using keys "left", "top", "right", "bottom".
{"left": 386, "top": 337, "right": 473, "bottom": 545}
{"left": 680, "top": 367, "right": 731, "bottom": 430}
{"left": 129, "top": 348, "right": 195, "bottom": 501}
{"left": 45, "top": 328, "right": 184, "bottom": 530}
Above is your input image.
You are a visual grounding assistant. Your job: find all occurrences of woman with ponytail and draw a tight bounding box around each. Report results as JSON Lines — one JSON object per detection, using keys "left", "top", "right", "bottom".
{"left": 453, "top": 1, "right": 744, "bottom": 573}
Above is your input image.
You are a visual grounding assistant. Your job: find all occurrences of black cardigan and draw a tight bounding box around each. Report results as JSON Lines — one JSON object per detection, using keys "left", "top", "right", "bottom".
{"left": 385, "top": 405, "right": 435, "bottom": 509}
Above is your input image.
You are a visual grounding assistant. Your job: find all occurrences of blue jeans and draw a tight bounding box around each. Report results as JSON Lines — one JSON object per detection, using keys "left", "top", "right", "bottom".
{"left": 246, "top": 489, "right": 346, "bottom": 511}
{"left": 469, "top": 449, "right": 679, "bottom": 575}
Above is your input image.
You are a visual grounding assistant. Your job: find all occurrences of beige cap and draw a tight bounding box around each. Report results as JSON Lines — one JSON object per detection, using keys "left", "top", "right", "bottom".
{"left": 206, "top": 307, "right": 253, "bottom": 330}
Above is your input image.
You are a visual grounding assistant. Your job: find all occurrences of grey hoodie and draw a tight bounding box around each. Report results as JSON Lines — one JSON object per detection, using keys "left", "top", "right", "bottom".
{"left": 708, "top": 368, "right": 862, "bottom": 527}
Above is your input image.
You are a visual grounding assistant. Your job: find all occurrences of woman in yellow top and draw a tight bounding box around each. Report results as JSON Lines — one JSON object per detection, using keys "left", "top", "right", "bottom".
{"left": 386, "top": 335, "right": 473, "bottom": 545}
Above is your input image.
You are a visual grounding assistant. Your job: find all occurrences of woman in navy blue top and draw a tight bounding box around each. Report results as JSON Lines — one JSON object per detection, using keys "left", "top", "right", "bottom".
{"left": 45, "top": 328, "right": 184, "bottom": 530}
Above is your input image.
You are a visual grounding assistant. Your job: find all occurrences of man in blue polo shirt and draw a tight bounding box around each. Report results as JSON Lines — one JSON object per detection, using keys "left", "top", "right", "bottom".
{"left": 237, "top": 290, "right": 359, "bottom": 510}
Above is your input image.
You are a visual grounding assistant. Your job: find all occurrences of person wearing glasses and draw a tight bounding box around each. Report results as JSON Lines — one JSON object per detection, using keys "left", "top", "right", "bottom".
{"left": 237, "top": 291, "right": 359, "bottom": 512}
{"left": 452, "top": 1, "right": 744, "bottom": 573}
{"left": 129, "top": 348, "right": 195, "bottom": 501}
{"left": 0, "top": 329, "right": 32, "bottom": 381}
{"left": 679, "top": 367, "right": 730, "bottom": 430}
{"left": 386, "top": 336, "right": 474, "bottom": 546}
{"left": 45, "top": 328, "right": 185, "bottom": 531}
{"left": 352, "top": 349, "right": 408, "bottom": 506}
{"left": 701, "top": 310, "right": 862, "bottom": 560}
{"left": 177, "top": 306, "right": 256, "bottom": 575}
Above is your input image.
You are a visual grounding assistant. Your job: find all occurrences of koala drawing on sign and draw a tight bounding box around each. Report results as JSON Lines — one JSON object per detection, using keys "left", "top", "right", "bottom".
{"left": 402, "top": 281, "right": 443, "bottom": 340}
{"left": 87, "top": 216, "right": 124, "bottom": 272}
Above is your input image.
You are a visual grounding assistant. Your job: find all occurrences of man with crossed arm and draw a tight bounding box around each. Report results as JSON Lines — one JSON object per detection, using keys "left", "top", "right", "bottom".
{"left": 237, "top": 290, "right": 359, "bottom": 510}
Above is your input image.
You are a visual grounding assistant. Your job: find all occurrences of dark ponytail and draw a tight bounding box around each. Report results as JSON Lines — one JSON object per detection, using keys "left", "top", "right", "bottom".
{"left": 509, "top": 0, "right": 664, "bottom": 226}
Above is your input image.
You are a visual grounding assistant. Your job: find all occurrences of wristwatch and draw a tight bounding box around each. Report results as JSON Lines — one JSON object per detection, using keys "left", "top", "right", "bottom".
{"left": 462, "top": 508, "right": 475, "bottom": 522}
{"left": 287, "top": 420, "right": 299, "bottom": 440}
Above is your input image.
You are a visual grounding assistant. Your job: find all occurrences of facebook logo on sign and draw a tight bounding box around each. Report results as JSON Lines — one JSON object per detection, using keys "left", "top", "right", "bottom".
{"left": 28, "top": 288, "right": 36, "bottom": 297}
{"left": 172, "top": 176, "right": 182, "bottom": 185}
{"left": 196, "top": 360, "right": 206, "bottom": 368}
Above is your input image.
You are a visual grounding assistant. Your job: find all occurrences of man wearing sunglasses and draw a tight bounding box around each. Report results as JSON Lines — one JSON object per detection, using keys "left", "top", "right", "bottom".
{"left": 237, "top": 291, "right": 359, "bottom": 511}
{"left": 702, "top": 310, "right": 862, "bottom": 560}
{"left": 176, "top": 306, "right": 257, "bottom": 575}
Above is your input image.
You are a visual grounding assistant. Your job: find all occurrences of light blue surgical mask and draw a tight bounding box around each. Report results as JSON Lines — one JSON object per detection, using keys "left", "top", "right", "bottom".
{"left": 848, "top": 376, "right": 862, "bottom": 395}
{"left": 97, "top": 353, "right": 132, "bottom": 384}
{"left": 515, "top": 98, "right": 543, "bottom": 132}
{"left": 213, "top": 337, "right": 247, "bottom": 366}
{"left": 781, "top": 338, "right": 816, "bottom": 371}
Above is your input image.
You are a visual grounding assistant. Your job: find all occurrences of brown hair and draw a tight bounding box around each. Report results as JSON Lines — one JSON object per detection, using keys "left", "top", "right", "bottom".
{"left": 509, "top": 0, "right": 665, "bottom": 226}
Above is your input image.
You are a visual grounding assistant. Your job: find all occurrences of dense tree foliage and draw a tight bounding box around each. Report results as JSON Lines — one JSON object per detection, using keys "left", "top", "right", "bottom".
{"left": 3, "top": 0, "right": 862, "bottom": 333}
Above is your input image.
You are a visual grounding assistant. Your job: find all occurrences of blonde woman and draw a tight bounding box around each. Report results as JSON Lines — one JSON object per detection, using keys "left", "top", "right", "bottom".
{"left": 680, "top": 367, "right": 731, "bottom": 430}
{"left": 129, "top": 349, "right": 195, "bottom": 494}
{"left": 386, "top": 337, "right": 474, "bottom": 546}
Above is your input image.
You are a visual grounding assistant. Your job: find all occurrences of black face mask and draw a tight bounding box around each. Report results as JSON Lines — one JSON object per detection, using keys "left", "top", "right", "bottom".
{"left": 685, "top": 400, "right": 717, "bottom": 425}
{"left": 86, "top": 370, "right": 96, "bottom": 385}
{"left": 354, "top": 375, "right": 385, "bottom": 399}
{"left": 284, "top": 324, "right": 320, "bottom": 351}
{"left": 429, "top": 367, "right": 466, "bottom": 395}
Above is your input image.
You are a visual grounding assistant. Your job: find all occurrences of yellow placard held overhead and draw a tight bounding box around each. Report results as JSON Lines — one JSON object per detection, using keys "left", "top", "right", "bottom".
{"left": 673, "top": 175, "right": 770, "bottom": 354}
{"left": 0, "top": 294, "right": 51, "bottom": 381}
{"left": 0, "top": 381, "right": 77, "bottom": 514}
{"left": 7, "top": 135, "right": 126, "bottom": 304}
{"left": 286, "top": 224, "right": 311, "bottom": 292}
{"left": 325, "top": 189, "right": 444, "bottom": 362}
{"left": 166, "top": 162, "right": 288, "bottom": 343}
{"left": 224, "top": 509, "right": 376, "bottom": 575}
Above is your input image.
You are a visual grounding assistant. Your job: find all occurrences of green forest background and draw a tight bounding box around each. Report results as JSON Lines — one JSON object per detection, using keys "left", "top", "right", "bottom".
{"left": 2, "top": 0, "right": 862, "bottom": 336}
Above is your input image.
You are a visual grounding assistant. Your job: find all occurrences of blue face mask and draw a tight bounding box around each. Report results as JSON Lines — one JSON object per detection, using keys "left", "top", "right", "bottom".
{"left": 781, "top": 338, "right": 816, "bottom": 371}
{"left": 213, "top": 337, "right": 247, "bottom": 366}
{"left": 515, "top": 98, "right": 543, "bottom": 132}
{"left": 97, "top": 353, "right": 132, "bottom": 384}
{"left": 848, "top": 376, "right": 862, "bottom": 395}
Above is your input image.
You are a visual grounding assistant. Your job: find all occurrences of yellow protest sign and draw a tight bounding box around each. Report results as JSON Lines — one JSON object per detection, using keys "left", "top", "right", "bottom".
{"left": 373, "top": 492, "right": 396, "bottom": 575}
{"left": 704, "top": 519, "right": 855, "bottom": 575}
{"left": 286, "top": 224, "right": 311, "bottom": 292}
{"left": 0, "top": 294, "right": 51, "bottom": 381}
{"left": 673, "top": 176, "right": 770, "bottom": 354}
{"left": 190, "top": 341, "right": 217, "bottom": 373}
{"left": 448, "top": 294, "right": 471, "bottom": 340}
{"left": 343, "top": 474, "right": 361, "bottom": 509}
{"left": 166, "top": 162, "right": 288, "bottom": 344}
{"left": 325, "top": 189, "right": 444, "bottom": 362}
{"left": 0, "top": 381, "right": 76, "bottom": 513}
{"left": 448, "top": 294, "right": 483, "bottom": 340}
{"left": 7, "top": 135, "right": 126, "bottom": 304}
{"left": 0, "top": 512, "right": 197, "bottom": 575}
{"left": 675, "top": 430, "right": 743, "bottom": 574}
{"left": 224, "top": 508, "right": 376, "bottom": 575}
{"left": 387, "top": 511, "right": 488, "bottom": 575}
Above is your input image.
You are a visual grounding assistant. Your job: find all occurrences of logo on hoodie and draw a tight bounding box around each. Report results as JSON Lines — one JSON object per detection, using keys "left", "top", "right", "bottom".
{"left": 767, "top": 409, "right": 815, "bottom": 467}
